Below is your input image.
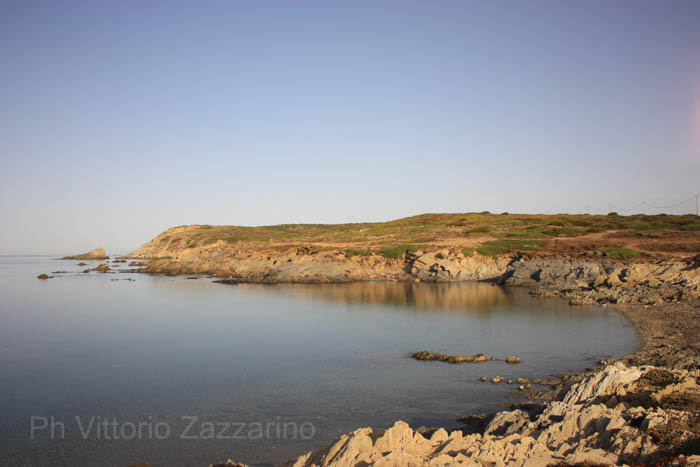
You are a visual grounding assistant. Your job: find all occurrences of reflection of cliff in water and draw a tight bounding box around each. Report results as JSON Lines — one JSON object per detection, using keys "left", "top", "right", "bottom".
{"left": 242, "top": 282, "right": 536, "bottom": 311}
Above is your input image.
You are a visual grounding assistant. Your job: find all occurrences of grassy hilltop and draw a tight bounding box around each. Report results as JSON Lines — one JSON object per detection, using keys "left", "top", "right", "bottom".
{"left": 140, "top": 212, "right": 700, "bottom": 260}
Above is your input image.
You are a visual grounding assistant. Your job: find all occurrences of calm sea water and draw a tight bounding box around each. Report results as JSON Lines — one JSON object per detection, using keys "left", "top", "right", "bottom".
{"left": 0, "top": 255, "right": 640, "bottom": 466}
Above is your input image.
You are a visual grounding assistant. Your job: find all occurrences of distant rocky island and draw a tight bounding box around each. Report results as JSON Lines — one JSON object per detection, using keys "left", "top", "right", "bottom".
{"left": 59, "top": 247, "right": 108, "bottom": 260}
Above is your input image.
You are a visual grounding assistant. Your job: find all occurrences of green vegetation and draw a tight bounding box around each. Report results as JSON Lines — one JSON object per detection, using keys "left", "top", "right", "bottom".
{"left": 468, "top": 225, "right": 491, "bottom": 234}
{"left": 680, "top": 220, "right": 700, "bottom": 231}
{"left": 152, "top": 212, "right": 700, "bottom": 255}
{"left": 496, "top": 230, "right": 545, "bottom": 238}
{"left": 476, "top": 239, "right": 547, "bottom": 259}
{"left": 543, "top": 226, "right": 586, "bottom": 237}
{"left": 462, "top": 247, "right": 476, "bottom": 257}
{"left": 597, "top": 247, "right": 640, "bottom": 259}
{"left": 378, "top": 244, "right": 421, "bottom": 259}
{"left": 344, "top": 248, "right": 372, "bottom": 257}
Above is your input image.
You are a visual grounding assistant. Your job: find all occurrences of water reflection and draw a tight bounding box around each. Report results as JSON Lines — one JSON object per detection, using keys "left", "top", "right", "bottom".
{"left": 236, "top": 281, "right": 534, "bottom": 311}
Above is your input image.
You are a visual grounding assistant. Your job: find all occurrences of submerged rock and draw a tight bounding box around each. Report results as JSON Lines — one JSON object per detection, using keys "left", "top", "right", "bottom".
{"left": 36, "top": 274, "right": 52, "bottom": 280}
{"left": 85, "top": 264, "right": 110, "bottom": 273}
{"left": 412, "top": 350, "right": 497, "bottom": 364}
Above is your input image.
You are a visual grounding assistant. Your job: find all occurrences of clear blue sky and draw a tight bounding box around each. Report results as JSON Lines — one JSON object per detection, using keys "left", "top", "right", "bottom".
{"left": 1, "top": 0, "right": 699, "bottom": 254}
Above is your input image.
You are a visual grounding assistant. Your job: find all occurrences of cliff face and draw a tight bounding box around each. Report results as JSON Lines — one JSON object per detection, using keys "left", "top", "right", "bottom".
{"left": 130, "top": 243, "right": 509, "bottom": 283}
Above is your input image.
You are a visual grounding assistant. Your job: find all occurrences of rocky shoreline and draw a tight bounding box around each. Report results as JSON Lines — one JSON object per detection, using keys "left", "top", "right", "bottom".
{"left": 130, "top": 244, "right": 700, "bottom": 306}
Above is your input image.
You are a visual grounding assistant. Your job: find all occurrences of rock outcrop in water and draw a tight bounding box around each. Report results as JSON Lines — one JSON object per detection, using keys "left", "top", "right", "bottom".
{"left": 412, "top": 350, "right": 498, "bottom": 364}
{"left": 60, "top": 247, "right": 108, "bottom": 260}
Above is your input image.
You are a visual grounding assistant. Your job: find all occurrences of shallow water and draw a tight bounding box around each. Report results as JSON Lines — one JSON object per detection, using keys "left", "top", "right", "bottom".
{"left": 0, "top": 255, "right": 640, "bottom": 466}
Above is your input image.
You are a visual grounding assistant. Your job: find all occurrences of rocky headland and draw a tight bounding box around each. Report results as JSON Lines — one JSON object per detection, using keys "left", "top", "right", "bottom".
{"left": 59, "top": 247, "right": 108, "bottom": 260}
{"left": 128, "top": 232, "right": 700, "bottom": 307}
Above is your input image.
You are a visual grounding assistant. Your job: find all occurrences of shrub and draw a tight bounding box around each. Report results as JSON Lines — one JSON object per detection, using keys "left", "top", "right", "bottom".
{"left": 476, "top": 239, "right": 547, "bottom": 259}
{"left": 597, "top": 247, "right": 640, "bottom": 259}
{"left": 569, "top": 217, "right": 596, "bottom": 227}
{"left": 344, "top": 248, "right": 372, "bottom": 257}
{"left": 223, "top": 235, "right": 247, "bottom": 244}
{"left": 498, "top": 229, "right": 544, "bottom": 238}
{"left": 543, "top": 227, "right": 586, "bottom": 237}
{"left": 468, "top": 225, "right": 491, "bottom": 234}
{"left": 680, "top": 221, "right": 700, "bottom": 231}
{"left": 378, "top": 244, "right": 421, "bottom": 259}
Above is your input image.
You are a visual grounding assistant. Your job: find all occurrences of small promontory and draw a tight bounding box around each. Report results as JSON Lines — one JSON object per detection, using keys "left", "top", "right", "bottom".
{"left": 60, "top": 247, "right": 108, "bottom": 260}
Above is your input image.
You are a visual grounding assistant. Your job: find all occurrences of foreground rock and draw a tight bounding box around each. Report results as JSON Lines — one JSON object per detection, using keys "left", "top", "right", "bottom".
{"left": 286, "top": 363, "right": 700, "bottom": 466}
{"left": 60, "top": 247, "right": 108, "bottom": 260}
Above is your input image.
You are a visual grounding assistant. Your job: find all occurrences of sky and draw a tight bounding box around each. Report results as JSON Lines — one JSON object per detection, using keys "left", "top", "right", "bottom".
{"left": 1, "top": 0, "right": 700, "bottom": 254}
